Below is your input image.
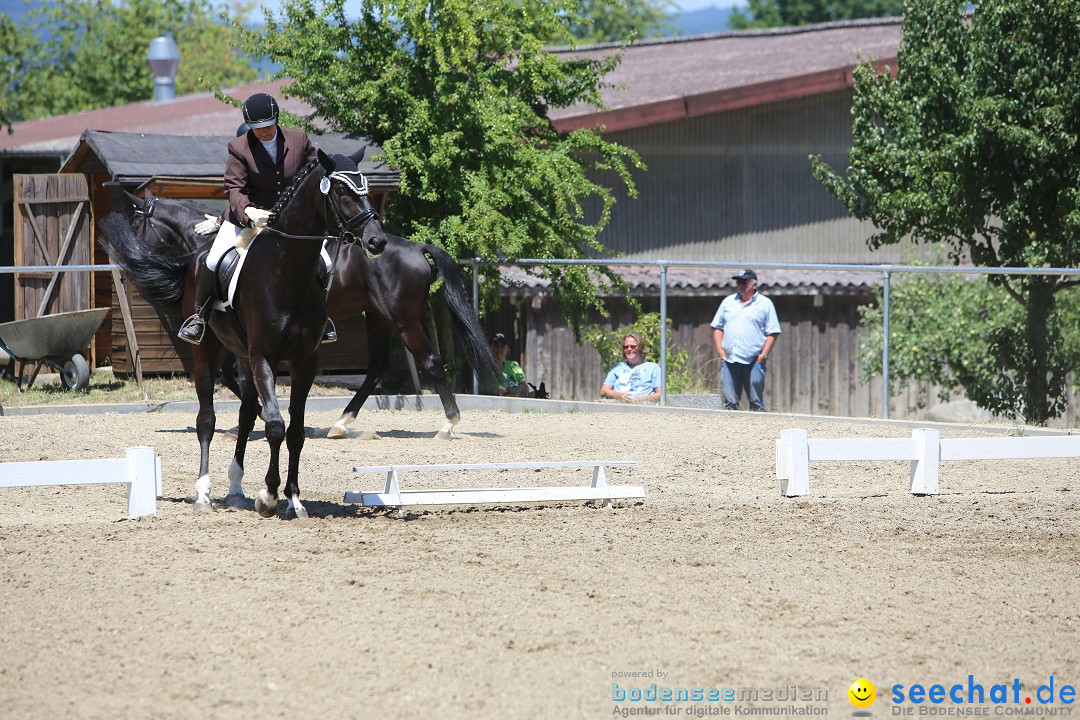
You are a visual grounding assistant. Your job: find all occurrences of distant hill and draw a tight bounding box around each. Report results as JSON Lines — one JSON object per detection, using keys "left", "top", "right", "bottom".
{"left": 670, "top": 5, "right": 736, "bottom": 36}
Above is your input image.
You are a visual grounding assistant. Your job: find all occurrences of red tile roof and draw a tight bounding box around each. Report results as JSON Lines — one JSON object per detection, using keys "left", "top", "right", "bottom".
{"left": 1, "top": 19, "right": 901, "bottom": 155}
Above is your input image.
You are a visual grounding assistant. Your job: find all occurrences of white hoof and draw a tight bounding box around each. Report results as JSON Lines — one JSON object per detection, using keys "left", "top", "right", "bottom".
{"left": 327, "top": 414, "right": 355, "bottom": 438}
{"left": 227, "top": 459, "right": 245, "bottom": 498}
{"left": 194, "top": 474, "right": 212, "bottom": 513}
{"left": 287, "top": 495, "right": 308, "bottom": 520}
{"left": 222, "top": 426, "right": 239, "bottom": 442}
{"left": 255, "top": 489, "right": 278, "bottom": 518}
{"left": 435, "top": 419, "right": 458, "bottom": 440}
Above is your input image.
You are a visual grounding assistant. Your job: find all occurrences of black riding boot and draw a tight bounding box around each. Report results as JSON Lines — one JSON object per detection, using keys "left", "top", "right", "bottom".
{"left": 177, "top": 265, "right": 217, "bottom": 345}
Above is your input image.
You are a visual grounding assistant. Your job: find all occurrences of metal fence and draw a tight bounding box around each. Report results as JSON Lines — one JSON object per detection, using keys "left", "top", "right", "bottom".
{"left": 6, "top": 260, "right": 1080, "bottom": 421}
{"left": 465, "top": 259, "right": 1080, "bottom": 419}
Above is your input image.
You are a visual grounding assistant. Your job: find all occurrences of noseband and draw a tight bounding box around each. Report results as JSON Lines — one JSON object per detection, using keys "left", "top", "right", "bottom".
{"left": 321, "top": 170, "right": 380, "bottom": 244}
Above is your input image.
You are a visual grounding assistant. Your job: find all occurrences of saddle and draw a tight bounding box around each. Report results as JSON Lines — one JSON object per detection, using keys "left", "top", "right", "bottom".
{"left": 210, "top": 229, "right": 331, "bottom": 311}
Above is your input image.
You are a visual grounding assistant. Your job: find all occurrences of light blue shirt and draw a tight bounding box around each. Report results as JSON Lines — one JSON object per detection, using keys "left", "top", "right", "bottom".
{"left": 710, "top": 292, "right": 781, "bottom": 364}
{"left": 603, "top": 361, "right": 662, "bottom": 398}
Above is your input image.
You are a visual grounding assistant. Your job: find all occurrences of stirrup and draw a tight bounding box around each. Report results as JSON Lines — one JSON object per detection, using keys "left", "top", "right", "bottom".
{"left": 177, "top": 315, "right": 206, "bottom": 345}
{"left": 321, "top": 319, "right": 337, "bottom": 345}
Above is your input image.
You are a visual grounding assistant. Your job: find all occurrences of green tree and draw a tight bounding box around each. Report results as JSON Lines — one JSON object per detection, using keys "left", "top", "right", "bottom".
{"left": 812, "top": 0, "right": 1080, "bottom": 424}
{"left": 1, "top": 0, "right": 257, "bottom": 129}
{"left": 243, "top": 0, "right": 643, "bottom": 332}
{"left": 729, "top": 0, "right": 902, "bottom": 29}
{"left": 559, "top": 0, "right": 677, "bottom": 44}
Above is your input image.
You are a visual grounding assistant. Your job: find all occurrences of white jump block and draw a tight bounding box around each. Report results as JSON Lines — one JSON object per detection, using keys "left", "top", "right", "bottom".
{"left": 345, "top": 460, "right": 642, "bottom": 512}
{"left": 776, "top": 428, "right": 1080, "bottom": 497}
{"left": 0, "top": 446, "right": 161, "bottom": 519}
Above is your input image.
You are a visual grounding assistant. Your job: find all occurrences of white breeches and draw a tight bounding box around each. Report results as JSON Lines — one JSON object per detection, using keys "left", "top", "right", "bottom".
{"left": 205, "top": 221, "right": 332, "bottom": 272}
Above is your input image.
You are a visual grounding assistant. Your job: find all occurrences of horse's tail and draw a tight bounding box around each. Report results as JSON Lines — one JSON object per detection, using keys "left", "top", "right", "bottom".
{"left": 99, "top": 212, "right": 192, "bottom": 309}
{"left": 424, "top": 244, "right": 502, "bottom": 387}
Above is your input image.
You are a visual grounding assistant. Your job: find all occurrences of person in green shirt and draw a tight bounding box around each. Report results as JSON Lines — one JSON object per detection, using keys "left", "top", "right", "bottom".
{"left": 484, "top": 333, "right": 530, "bottom": 397}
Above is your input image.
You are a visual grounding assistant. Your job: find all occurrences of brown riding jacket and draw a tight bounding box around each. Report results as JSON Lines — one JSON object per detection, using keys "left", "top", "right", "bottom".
{"left": 224, "top": 126, "right": 317, "bottom": 227}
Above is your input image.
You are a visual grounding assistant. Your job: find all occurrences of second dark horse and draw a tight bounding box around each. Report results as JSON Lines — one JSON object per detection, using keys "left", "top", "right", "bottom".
{"left": 118, "top": 171, "right": 498, "bottom": 441}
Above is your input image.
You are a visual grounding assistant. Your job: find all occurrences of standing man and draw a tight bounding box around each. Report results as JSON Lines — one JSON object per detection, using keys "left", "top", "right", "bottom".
{"left": 711, "top": 269, "right": 781, "bottom": 411}
{"left": 177, "top": 92, "right": 336, "bottom": 345}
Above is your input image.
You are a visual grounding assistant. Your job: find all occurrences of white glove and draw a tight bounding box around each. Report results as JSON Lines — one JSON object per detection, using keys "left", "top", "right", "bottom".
{"left": 244, "top": 207, "right": 272, "bottom": 228}
{"left": 193, "top": 214, "right": 221, "bottom": 235}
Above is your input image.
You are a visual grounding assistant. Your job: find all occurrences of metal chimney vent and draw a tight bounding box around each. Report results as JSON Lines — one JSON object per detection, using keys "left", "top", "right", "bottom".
{"left": 147, "top": 34, "right": 180, "bottom": 103}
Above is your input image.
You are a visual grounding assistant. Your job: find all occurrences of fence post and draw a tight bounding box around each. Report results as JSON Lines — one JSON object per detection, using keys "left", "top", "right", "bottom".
{"left": 125, "top": 446, "right": 158, "bottom": 519}
{"left": 777, "top": 428, "right": 809, "bottom": 497}
{"left": 472, "top": 259, "right": 480, "bottom": 395}
{"left": 882, "top": 268, "right": 892, "bottom": 419}
{"left": 909, "top": 428, "right": 940, "bottom": 495}
{"left": 659, "top": 263, "right": 668, "bottom": 406}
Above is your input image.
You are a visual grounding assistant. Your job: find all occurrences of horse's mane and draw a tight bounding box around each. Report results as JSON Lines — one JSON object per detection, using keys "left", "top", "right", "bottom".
{"left": 269, "top": 158, "right": 321, "bottom": 223}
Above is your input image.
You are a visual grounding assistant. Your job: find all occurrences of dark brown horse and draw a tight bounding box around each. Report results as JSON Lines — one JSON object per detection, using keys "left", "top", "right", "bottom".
{"left": 119, "top": 186, "right": 499, "bottom": 441}
{"left": 100, "top": 149, "right": 381, "bottom": 517}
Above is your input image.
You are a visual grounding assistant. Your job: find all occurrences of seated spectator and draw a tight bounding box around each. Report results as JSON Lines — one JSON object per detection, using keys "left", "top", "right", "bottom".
{"left": 599, "top": 332, "right": 662, "bottom": 403}
{"left": 483, "top": 333, "right": 531, "bottom": 397}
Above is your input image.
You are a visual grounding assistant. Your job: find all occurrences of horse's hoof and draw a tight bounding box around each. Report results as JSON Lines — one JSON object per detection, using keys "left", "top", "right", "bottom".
{"left": 224, "top": 493, "right": 246, "bottom": 508}
{"left": 327, "top": 423, "right": 349, "bottom": 438}
{"left": 193, "top": 497, "right": 212, "bottom": 513}
{"left": 254, "top": 490, "right": 277, "bottom": 518}
{"left": 285, "top": 506, "right": 309, "bottom": 520}
{"left": 434, "top": 430, "right": 454, "bottom": 440}
{"left": 222, "top": 427, "right": 239, "bottom": 442}
{"left": 357, "top": 430, "right": 380, "bottom": 441}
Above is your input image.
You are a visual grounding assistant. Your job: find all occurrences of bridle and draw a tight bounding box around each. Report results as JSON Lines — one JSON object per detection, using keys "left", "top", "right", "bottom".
{"left": 131, "top": 195, "right": 174, "bottom": 247}
{"left": 321, "top": 169, "right": 381, "bottom": 245}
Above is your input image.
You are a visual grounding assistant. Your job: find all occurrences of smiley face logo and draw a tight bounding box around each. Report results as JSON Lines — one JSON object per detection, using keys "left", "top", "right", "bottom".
{"left": 848, "top": 678, "right": 876, "bottom": 708}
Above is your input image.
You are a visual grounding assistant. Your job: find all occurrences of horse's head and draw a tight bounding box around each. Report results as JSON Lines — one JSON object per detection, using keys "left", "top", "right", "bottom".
{"left": 124, "top": 190, "right": 206, "bottom": 254}
{"left": 318, "top": 148, "right": 388, "bottom": 257}
{"left": 125, "top": 188, "right": 157, "bottom": 220}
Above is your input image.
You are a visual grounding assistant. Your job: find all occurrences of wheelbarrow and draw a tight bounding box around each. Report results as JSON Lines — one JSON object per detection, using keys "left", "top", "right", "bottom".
{"left": 0, "top": 308, "right": 109, "bottom": 391}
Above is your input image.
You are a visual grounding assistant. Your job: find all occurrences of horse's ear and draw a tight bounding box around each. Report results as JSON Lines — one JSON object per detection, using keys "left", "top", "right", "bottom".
{"left": 317, "top": 148, "right": 335, "bottom": 173}
{"left": 349, "top": 147, "right": 366, "bottom": 165}
{"left": 123, "top": 189, "right": 143, "bottom": 208}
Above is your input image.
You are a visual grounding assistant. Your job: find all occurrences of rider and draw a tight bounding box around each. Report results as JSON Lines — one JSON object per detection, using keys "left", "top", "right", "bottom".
{"left": 177, "top": 92, "right": 337, "bottom": 345}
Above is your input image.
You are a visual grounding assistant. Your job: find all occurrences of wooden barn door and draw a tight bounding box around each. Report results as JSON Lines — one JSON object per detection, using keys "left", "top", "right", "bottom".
{"left": 13, "top": 174, "right": 92, "bottom": 320}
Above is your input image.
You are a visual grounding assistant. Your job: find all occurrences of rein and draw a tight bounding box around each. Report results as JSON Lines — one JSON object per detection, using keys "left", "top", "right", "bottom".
{"left": 268, "top": 166, "right": 379, "bottom": 245}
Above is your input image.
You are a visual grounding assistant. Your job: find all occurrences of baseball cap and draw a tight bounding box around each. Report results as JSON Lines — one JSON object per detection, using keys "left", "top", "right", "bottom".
{"left": 490, "top": 333, "right": 508, "bottom": 345}
{"left": 732, "top": 269, "right": 757, "bottom": 281}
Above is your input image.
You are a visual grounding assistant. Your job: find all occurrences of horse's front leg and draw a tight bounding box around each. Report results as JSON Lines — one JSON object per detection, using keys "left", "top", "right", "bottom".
{"left": 226, "top": 357, "right": 259, "bottom": 507}
{"left": 329, "top": 317, "right": 389, "bottom": 439}
{"left": 249, "top": 354, "right": 284, "bottom": 518}
{"left": 399, "top": 322, "right": 460, "bottom": 440}
{"left": 192, "top": 341, "right": 220, "bottom": 512}
{"left": 283, "top": 352, "right": 318, "bottom": 519}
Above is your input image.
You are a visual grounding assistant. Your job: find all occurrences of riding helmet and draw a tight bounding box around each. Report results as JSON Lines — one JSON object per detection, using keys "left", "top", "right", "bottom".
{"left": 242, "top": 93, "right": 279, "bottom": 129}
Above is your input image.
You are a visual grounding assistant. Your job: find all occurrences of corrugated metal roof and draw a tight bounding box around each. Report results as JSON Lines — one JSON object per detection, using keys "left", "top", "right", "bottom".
{"left": 498, "top": 264, "right": 880, "bottom": 296}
